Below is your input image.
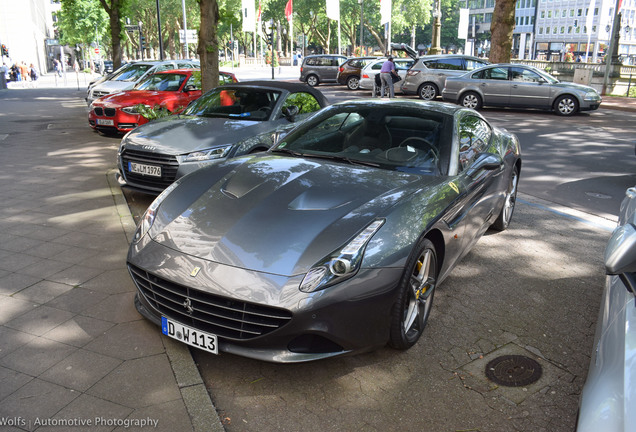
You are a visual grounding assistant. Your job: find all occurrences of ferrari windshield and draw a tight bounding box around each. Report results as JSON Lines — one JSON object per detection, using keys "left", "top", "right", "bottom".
{"left": 183, "top": 87, "right": 281, "bottom": 120}
{"left": 273, "top": 105, "right": 452, "bottom": 176}
{"left": 134, "top": 72, "right": 188, "bottom": 91}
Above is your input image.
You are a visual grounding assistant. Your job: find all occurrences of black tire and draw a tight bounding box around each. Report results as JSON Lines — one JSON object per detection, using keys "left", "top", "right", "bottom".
{"left": 460, "top": 91, "right": 482, "bottom": 110}
{"left": 306, "top": 74, "right": 319, "bottom": 87}
{"left": 418, "top": 83, "right": 439, "bottom": 100}
{"left": 492, "top": 165, "right": 519, "bottom": 231}
{"left": 554, "top": 94, "right": 579, "bottom": 116}
{"left": 346, "top": 76, "right": 360, "bottom": 90}
{"left": 389, "top": 238, "right": 437, "bottom": 350}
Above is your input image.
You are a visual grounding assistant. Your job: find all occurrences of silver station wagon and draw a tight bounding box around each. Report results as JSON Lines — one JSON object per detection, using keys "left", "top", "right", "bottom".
{"left": 442, "top": 63, "right": 602, "bottom": 116}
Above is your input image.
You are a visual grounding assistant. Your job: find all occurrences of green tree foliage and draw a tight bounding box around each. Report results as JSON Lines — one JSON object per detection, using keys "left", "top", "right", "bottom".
{"left": 57, "top": 0, "right": 109, "bottom": 48}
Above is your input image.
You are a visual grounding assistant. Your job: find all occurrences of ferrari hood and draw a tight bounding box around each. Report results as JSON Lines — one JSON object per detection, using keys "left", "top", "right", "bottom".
{"left": 122, "top": 116, "right": 280, "bottom": 154}
{"left": 151, "top": 155, "right": 434, "bottom": 276}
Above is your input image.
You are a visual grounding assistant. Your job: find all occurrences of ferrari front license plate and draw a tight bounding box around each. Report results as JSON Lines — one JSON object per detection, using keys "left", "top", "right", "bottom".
{"left": 128, "top": 162, "right": 161, "bottom": 177}
{"left": 96, "top": 118, "right": 114, "bottom": 126}
{"left": 161, "top": 317, "right": 218, "bottom": 354}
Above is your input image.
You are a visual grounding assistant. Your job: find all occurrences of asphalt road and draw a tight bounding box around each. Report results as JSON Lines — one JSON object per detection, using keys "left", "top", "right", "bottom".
{"left": 119, "top": 86, "right": 635, "bottom": 432}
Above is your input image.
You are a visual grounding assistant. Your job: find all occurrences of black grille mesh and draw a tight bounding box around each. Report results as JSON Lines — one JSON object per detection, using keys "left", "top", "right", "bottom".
{"left": 129, "top": 264, "right": 293, "bottom": 340}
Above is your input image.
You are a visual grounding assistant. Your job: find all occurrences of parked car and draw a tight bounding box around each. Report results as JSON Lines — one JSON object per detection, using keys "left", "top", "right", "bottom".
{"left": 442, "top": 63, "right": 602, "bottom": 116}
{"left": 117, "top": 81, "right": 329, "bottom": 193}
{"left": 126, "top": 99, "right": 522, "bottom": 363}
{"left": 96, "top": 60, "right": 114, "bottom": 75}
{"left": 337, "top": 57, "right": 380, "bottom": 90}
{"left": 389, "top": 43, "right": 489, "bottom": 101}
{"left": 358, "top": 58, "right": 415, "bottom": 94}
{"left": 88, "top": 69, "right": 237, "bottom": 134}
{"left": 86, "top": 59, "right": 200, "bottom": 105}
{"left": 299, "top": 54, "right": 348, "bottom": 86}
{"left": 576, "top": 186, "right": 636, "bottom": 431}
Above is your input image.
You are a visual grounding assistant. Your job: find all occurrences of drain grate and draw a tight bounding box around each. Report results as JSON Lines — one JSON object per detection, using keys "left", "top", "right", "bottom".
{"left": 485, "top": 355, "right": 542, "bottom": 387}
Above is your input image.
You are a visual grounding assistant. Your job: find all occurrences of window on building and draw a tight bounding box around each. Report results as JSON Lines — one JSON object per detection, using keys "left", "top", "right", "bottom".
{"left": 592, "top": 25, "right": 597, "bottom": 32}
{"left": 546, "top": 27, "right": 550, "bottom": 34}
{"left": 541, "top": 10, "right": 545, "bottom": 18}
{"left": 539, "top": 27, "right": 544, "bottom": 34}
{"left": 560, "top": 26, "right": 565, "bottom": 33}
{"left": 548, "top": 10, "right": 552, "bottom": 17}
{"left": 531, "top": 16, "right": 535, "bottom": 24}
{"left": 577, "top": 8, "right": 582, "bottom": 16}
{"left": 562, "top": 10, "right": 567, "bottom": 17}
{"left": 568, "top": 26, "right": 573, "bottom": 33}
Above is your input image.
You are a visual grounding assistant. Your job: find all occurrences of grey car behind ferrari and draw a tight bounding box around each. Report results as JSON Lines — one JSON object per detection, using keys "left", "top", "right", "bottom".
{"left": 117, "top": 81, "right": 328, "bottom": 194}
{"left": 576, "top": 186, "right": 636, "bottom": 432}
{"left": 127, "top": 100, "right": 522, "bottom": 363}
{"left": 442, "top": 63, "right": 602, "bottom": 116}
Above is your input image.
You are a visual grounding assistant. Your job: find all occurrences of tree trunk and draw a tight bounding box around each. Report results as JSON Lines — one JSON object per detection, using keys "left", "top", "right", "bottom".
{"left": 198, "top": 0, "right": 220, "bottom": 92}
{"left": 99, "top": 0, "right": 125, "bottom": 69}
{"left": 489, "top": 0, "right": 516, "bottom": 63}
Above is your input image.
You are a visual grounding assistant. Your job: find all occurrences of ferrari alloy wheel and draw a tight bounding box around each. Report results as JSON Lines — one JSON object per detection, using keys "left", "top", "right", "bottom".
{"left": 418, "top": 83, "right": 438, "bottom": 100}
{"left": 347, "top": 76, "right": 360, "bottom": 90}
{"left": 460, "top": 92, "right": 482, "bottom": 110}
{"left": 389, "top": 238, "right": 437, "bottom": 350}
{"left": 492, "top": 166, "right": 519, "bottom": 231}
{"left": 554, "top": 95, "right": 578, "bottom": 116}
{"left": 306, "top": 75, "right": 319, "bottom": 87}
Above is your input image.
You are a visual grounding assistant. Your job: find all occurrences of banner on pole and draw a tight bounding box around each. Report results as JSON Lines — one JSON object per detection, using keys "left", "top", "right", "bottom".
{"left": 326, "top": 0, "right": 340, "bottom": 21}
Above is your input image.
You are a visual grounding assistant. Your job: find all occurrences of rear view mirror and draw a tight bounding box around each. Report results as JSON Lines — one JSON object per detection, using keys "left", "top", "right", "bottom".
{"left": 465, "top": 153, "right": 503, "bottom": 178}
{"left": 605, "top": 224, "right": 636, "bottom": 295}
{"left": 282, "top": 105, "right": 300, "bottom": 122}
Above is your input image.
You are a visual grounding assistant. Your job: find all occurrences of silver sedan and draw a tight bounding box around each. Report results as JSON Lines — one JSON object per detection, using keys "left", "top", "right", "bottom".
{"left": 442, "top": 63, "right": 602, "bottom": 116}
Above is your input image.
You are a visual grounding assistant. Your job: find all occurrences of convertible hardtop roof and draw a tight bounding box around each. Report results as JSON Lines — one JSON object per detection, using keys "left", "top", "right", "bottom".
{"left": 221, "top": 80, "right": 329, "bottom": 106}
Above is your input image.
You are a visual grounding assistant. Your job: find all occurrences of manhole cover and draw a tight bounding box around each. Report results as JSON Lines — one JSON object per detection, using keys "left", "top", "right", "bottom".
{"left": 485, "top": 355, "right": 542, "bottom": 387}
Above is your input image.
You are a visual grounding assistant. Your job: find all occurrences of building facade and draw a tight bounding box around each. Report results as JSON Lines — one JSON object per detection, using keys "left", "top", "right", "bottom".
{"left": 464, "top": 0, "right": 636, "bottom": 64}
{"left": 0, "top": 0, "right": 62, "bottom": 74}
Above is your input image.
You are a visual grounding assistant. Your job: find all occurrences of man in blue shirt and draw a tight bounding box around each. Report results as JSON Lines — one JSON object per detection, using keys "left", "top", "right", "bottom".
{"left": 379, "top": 57, "right": 397, "bottom": 98}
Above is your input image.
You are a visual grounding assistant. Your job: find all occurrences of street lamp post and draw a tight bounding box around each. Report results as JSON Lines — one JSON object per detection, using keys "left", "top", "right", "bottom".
{"left": 156, "top": 0, "right": 164, "bottom": 60}
{"left": 358, "top": 0, "right": 364, "bottom": 55}
{"left": 429, "top": 0, "right": 442, "bottom": 55}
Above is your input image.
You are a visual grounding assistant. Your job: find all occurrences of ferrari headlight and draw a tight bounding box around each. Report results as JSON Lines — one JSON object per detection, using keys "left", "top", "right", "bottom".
{"left": 299, "top": 219, "right": 385, "bottom": 293}
{"left": 179, "top": 145, "right": 231, "bottom": 163}
{"left": 133, "top": 181, "right": 180, "bottom": 243}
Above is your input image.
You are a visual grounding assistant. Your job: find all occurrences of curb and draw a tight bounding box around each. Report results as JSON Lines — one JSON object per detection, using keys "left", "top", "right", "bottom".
{"left": 106, "top": 169, "right": 224, "bottom": 432}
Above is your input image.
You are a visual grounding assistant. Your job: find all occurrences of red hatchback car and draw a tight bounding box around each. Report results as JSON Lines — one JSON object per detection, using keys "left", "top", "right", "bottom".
{"left": 88, "top": 69, "right": 238, "bottom": 134}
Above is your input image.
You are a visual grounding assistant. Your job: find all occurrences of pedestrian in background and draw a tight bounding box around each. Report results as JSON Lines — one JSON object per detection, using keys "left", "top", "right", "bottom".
{"left": 19, "top": 61, "right": 29, "bottom": 87}
{"left": 380, "top": 56, "right": 397, "bottom": 99}
{"left": 29, "top": 63, "right": 39, "bottom": 87}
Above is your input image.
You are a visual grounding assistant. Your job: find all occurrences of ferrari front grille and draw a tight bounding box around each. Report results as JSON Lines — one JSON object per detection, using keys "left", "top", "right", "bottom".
{"left": 128, "top": 264, "right": 293, "bottom": 340}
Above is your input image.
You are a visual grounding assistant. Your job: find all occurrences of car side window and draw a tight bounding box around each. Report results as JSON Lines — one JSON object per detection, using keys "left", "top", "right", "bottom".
{"left": 465, "top": 59, "right": 488, "bottom": 71}
{"left": 478, "top": 67, "right": 509, "bottom": 80}
{"left": 458, "top": 115, "right": 492, "bottom": 172}
{"left": 281, "top": 92, "right": 322, "bottom": 115}
{"left": 510, "top": 67, "right": 542, "bottom": 83}
{"left": 395, "top": 60, "right": 414, "bottom": 70}
{"left": 439, "top": 58, "right": 464, "bottom": 70}
{"left": 185, "top": 73, "right": 202, "bottom": 89}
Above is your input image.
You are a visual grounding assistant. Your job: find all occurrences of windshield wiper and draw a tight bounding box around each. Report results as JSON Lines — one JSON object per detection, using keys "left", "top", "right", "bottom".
{"left": 302, "top": 153, "right": 381, "bottom": 167}
{"left": 271, "top": 147, "right": 303, "bottom": 157}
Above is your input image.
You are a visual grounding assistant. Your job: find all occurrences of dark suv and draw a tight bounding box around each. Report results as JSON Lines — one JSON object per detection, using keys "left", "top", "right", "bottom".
{"left": 391, "top": 43, "right": 489, "bottom": 100}
{"left": 299, "top": 54, "right": 348, "bottom": 87}
{"left": 336, "top": 57, "right": 379, "bottom": 90}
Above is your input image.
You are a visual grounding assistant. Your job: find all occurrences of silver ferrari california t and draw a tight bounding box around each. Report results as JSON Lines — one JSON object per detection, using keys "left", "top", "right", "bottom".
{"left": 127, "top": 100, "right": 522, "bottom": 363}
{"left": 117, "top": 81, "right": 328, "bottom": 194}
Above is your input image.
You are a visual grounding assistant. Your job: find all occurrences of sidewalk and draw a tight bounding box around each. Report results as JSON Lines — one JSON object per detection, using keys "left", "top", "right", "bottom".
{"left": 0, "top": 85, "right": 222, "bottom": 431}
